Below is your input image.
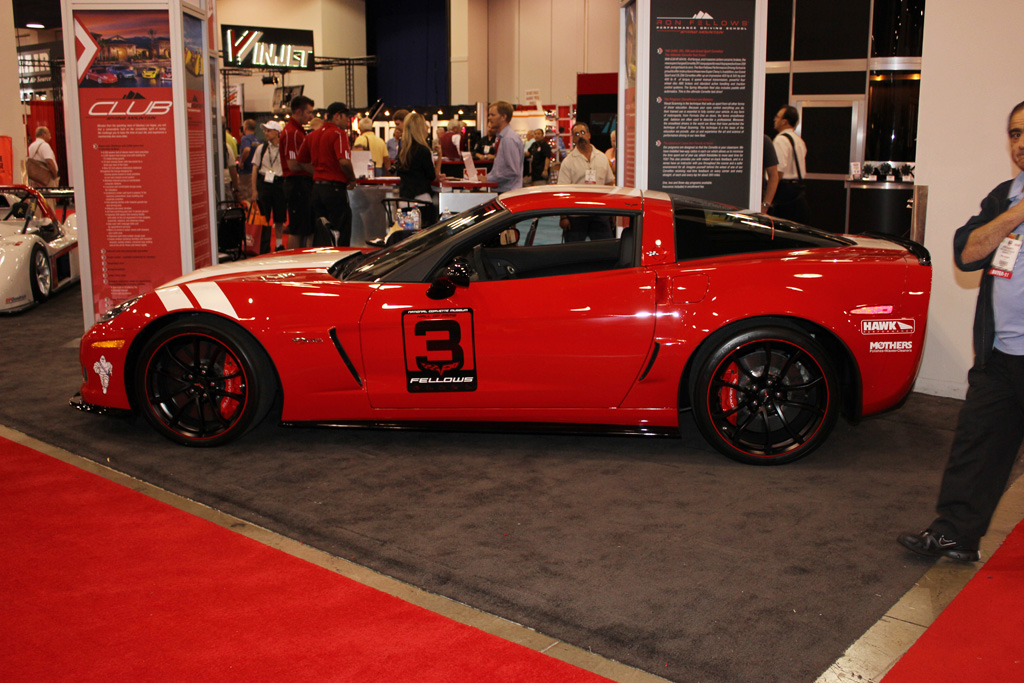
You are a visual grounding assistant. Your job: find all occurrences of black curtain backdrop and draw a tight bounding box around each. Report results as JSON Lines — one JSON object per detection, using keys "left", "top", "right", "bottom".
{"left": 366, "top": 0, "right": 449, "bottom": 107}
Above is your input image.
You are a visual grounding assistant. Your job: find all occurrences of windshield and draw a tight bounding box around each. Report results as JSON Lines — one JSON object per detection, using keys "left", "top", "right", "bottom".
{"left": 340, "top": 199, "right": 506, "bottom": 281}
{"left": 1, "top": 190, "right": 40, "bottom": 231}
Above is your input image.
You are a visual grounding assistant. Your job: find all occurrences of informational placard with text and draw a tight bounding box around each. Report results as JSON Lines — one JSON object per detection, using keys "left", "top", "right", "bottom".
{"left": 74, "top": 9, "right": 182, "bottom": 316}
{"left": 647, "top": 0, "right": 757, "bottom": 206}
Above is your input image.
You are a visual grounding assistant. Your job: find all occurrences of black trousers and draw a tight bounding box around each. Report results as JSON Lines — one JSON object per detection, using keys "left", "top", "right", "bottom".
{"left": 769, "top": 180, "right": 811, "bottom": 225}
{"left": 284, "top": 175, "right": 313, "bottom": 238}
{"left": 932, "top": 350, "right": 1024, "bottom": 541}
{"left": 311, "top": 181, "right": 352, "bottom": 247}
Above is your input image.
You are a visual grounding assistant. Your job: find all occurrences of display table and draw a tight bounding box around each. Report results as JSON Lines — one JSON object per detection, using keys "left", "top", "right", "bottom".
{"left": 350, "top": 177, "right": 399, "bottom": 245}
{"left": 845, "top": 180, "right": 914, "bottom": 238}
{"left": 433, "top": 178, "right": 499, "bottom": 215}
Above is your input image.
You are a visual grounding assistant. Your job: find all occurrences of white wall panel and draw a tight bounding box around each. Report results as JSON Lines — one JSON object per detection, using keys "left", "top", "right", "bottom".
{"left": 518, "top": 0, "right": 553, "bottom": 104}
{"left": 320, "top": 0, "right": 367, "bottom": 108}
{"left": 485, "top": 0, "right": 618, "bottom": 106}
{"left": 548, "top": 0, "right": 584, "bottom": 104}
{"left": 487, "top": 0, "right": 519, "bottom": 102}
{"left": 583, "top": 0, "right": 619, "bottom": 74}
{"left": 0, "top": 5, "right": 25, "bottom": 174}
{"left": 914, "top": 0, "right": 1024, "bottom": 398}
{"left": 450, "top": 0, "right": 488, "bottom": 103}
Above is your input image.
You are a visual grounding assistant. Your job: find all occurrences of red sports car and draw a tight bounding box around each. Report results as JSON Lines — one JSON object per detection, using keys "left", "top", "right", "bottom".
{"left": 85, "top": 67, "right": 118, "bottom": 84}
{"left": 72, "top": 186, "right": 931, "bottom": 464}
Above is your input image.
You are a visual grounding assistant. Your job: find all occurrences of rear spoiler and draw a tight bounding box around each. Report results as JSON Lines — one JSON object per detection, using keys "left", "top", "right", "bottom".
{"left": 863, "top": 232, "right": 930, "bottom": 266}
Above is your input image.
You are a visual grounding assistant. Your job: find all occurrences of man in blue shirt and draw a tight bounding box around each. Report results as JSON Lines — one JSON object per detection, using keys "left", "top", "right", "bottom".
{"left": 237, "top": 119, "right": 259, "bottom": 202}
{"left": 486, "top": 100, "right": 524, "bottom": 193}
{"left": 899, "top": 100, "right": 1024, "bottom": 562}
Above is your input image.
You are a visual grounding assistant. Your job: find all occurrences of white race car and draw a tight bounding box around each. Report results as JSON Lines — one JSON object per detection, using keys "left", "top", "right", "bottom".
{"left": 0, "top": 185, "right": 80, "bottom": 313}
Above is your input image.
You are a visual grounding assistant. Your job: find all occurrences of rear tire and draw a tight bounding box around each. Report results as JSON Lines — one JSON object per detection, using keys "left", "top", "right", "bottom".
{"left": 134, "top": 317, "right": 276, "bottom": 446}
{"left": 690, "top": 325, "right": 838, "bottom": 465}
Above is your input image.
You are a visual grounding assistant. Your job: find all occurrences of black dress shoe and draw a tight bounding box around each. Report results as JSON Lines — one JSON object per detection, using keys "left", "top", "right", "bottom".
{"left": 897, "top": 529, "right": 980, "bottom": 562}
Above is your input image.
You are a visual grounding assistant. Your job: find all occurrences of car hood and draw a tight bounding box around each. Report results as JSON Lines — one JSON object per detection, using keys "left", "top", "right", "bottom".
{"left": 161, "top": 247, "right": 364, "bottom": 288}
{"left": 0, "top": 222, "right": 28, "bottom": 241}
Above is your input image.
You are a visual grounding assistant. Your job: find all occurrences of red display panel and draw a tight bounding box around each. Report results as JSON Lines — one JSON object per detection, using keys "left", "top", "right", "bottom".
{"left": 74, "top": 10, "right": 181, "bottom": 317}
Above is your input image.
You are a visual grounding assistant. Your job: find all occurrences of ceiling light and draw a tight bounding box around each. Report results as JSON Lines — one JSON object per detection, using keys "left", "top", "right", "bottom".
{"left": 27, "top": 23, "right": 45, "bottom": 29}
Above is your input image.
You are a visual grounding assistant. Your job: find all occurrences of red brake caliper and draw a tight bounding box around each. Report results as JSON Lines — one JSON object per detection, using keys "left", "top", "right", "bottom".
{"left": 219, "top": 354, "right": 241, "bottom": 418}
{"left": 720, "top": 363, "right": 739, "bottom": 425}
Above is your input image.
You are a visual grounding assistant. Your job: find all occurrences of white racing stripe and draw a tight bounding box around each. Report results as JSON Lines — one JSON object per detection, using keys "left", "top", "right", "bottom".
{"left": 187, "top": 282, "right": 238, "bottom": 319}
{"left": 155, "top": 286, "right": 193, "bottom": 312}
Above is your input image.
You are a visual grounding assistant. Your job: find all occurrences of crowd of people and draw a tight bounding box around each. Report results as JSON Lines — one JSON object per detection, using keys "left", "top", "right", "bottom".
{"left": 227, "top": 97, "right": 620, "bottom": 251}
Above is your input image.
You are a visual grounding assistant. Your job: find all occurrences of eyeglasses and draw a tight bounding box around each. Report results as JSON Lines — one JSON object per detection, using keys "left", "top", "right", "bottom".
{"left": 573, "top": 131, "right": 586, "bottom": 137}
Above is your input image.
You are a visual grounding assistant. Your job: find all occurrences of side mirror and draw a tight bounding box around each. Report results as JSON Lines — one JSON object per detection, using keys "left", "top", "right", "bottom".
{"left": 426, "top": 259, "right": 471, "bottom": 300}
{"left": 499, "top": 227, "right": 520, "bottom": 245}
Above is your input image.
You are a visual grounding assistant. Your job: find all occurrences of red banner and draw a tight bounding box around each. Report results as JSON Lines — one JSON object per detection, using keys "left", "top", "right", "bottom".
{"left": 74, "top": 10, "right": 182, "bottom": 316}
{"left": 0, "top": 136, "right": 13, "bottom": 184}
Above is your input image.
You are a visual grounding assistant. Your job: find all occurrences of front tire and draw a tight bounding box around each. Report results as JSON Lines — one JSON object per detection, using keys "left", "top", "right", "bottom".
{"left": 690, "top": 326, "right": 838, "bottom": 465}
{"left": 29, "top": 245, "right": 51, "bottom": 302}
{"left": 134, "top": 317, "right": 276, "bottom": 446}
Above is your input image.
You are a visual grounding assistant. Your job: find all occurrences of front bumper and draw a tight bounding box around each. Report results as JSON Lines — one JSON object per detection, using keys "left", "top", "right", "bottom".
{"left": 70, "top": 392, "right": 133, "bottom": 418}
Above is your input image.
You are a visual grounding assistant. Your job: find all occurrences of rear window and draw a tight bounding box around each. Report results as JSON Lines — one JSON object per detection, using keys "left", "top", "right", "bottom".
{"left": 673, "top": 204, "right": 852, "bottom": 262}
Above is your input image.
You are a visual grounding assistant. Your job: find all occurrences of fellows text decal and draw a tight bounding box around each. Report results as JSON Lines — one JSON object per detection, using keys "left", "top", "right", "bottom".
{"left": 402, "top": 309, "right": 477, "bottom": 392}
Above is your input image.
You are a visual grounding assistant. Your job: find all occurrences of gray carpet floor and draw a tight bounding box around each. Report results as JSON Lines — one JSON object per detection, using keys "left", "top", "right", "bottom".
{"left": 1, "top": 284, "right": 1001, "bottom": 682}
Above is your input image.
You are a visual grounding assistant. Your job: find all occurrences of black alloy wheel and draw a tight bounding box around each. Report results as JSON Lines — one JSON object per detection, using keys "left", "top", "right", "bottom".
{"left": 134, "top": 318, "right": 275, "bottom": 446}
{"left": 691, "top": 326, "right": 838, "bottom": 465}
{"left": 29, "top": 245, "right": 52, "bottom": 302}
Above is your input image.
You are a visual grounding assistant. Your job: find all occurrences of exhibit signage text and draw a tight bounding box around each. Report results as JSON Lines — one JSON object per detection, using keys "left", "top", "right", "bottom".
{"left": 222, "top": 25, "right": 314, "bottom": 71}
{"left": 647, "top": 0, "right": 760, "bottom": 207}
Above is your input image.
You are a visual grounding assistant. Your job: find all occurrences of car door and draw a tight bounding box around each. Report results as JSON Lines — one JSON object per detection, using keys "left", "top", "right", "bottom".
{"left": 359, "top": 215, "right": 657, "bottom": 410}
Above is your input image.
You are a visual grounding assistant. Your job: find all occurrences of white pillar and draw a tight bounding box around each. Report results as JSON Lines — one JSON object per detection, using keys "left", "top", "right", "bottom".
{"left": 1, "top": 0, "right": 26, "bottom": 176}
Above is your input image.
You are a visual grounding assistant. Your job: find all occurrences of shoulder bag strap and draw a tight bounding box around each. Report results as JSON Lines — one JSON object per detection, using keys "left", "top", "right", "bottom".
{"left": 782, "top": 133, "right": 803, "bottom": 181}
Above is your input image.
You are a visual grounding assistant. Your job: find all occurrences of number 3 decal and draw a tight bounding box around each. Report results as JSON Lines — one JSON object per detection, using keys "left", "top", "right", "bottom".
{"left": 402, "top": 309, "right": 477, "bottom": 393}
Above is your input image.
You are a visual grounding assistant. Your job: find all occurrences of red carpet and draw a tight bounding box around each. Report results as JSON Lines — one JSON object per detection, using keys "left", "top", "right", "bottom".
{"left": 883, "top": 520, "right": 1024, "bottom": 681}
{"left": 0, "top": 436, "right": 610, "bottom": 682}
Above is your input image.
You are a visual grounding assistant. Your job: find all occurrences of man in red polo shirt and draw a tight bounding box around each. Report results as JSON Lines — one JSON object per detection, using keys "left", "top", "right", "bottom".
{"left": 297, "top": 101, "right": 356, "bottom": 246}
{"left": 279, "top": 95, "right": 315, "bottom": 248}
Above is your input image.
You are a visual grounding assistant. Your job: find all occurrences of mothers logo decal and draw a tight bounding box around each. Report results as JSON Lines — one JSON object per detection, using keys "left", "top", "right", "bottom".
{"left": 870, "top": 341, "right": 913, "bottom": 353}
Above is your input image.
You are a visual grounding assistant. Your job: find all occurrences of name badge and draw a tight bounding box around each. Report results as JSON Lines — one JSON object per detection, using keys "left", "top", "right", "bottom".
{"left": 989, "top": 233, "right": 1022, "bottom": 279}
{"left": 584, "top": 169, "right": 597, "bottom": 184}
{"left": 263, "top": 170, "right": 275, "bottom": 183}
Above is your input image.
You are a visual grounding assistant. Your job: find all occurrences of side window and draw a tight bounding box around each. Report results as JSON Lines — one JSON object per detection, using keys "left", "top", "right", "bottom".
{"left": 454, "top": 213, "right": 637, "bottom": 282}
{"left": 675, "top": 208, "right": 837, "bottom": 261}
{"left": 514, "top": 215, "right": 564, "bottom": 246}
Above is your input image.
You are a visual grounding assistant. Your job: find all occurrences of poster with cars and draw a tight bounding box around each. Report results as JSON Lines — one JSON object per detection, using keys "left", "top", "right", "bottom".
{"left": 646, "top": 0, "right": 759, "bottom": 207}
{"left": 74, "top": 9, "right": 181, "bottom": 316}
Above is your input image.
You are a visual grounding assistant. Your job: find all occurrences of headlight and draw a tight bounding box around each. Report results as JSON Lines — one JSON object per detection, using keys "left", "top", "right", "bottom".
{"left": 98, "top": 295, "right": 143, "bottom": 323}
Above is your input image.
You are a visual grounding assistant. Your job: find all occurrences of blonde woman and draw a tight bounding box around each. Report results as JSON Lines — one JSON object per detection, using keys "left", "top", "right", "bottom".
{"left": 394, "top": 112, "right": 441, "bottom": 225}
